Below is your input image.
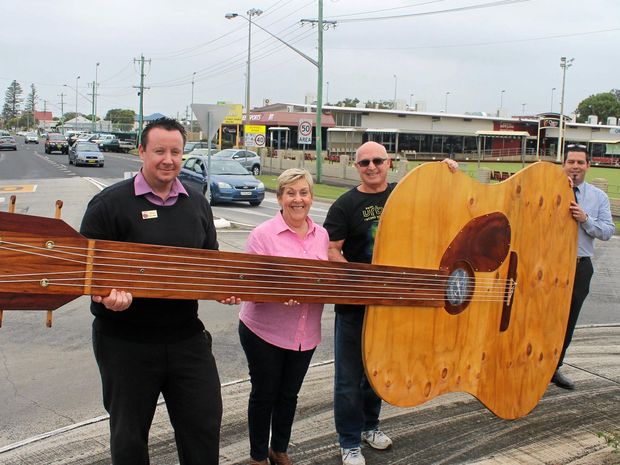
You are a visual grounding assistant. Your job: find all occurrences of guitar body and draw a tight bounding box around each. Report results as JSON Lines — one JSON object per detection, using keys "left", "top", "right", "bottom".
{"left": 364, "top": 161, "right": 577, "bottom": 419}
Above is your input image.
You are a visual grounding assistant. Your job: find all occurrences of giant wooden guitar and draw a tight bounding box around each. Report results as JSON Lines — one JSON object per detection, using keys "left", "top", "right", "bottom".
{"left": 0, "top": 161, "right": 576, "bottom": 419}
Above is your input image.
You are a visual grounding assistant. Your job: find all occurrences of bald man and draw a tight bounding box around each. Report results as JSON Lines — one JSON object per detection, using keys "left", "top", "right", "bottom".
{"left": 324, "top": 142, "right": 458, "bottom": 465}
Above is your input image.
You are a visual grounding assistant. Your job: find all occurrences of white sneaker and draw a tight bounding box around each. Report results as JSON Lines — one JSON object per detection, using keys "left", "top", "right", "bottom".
{"left": 341, "top": 447, "right": 366, "bottom": 465}
{"left": 361, "top": 429, "right": 393, "bottom": 450}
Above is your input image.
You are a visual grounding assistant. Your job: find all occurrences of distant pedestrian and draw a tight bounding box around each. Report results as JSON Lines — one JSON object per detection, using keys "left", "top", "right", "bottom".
{"left": 552, "top": 144, "right": 615, "bottom": 390}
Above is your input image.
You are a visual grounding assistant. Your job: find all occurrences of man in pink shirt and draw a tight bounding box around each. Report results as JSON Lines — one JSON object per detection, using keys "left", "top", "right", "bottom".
{"left": 239, "top": 168, "right": 329, "bottom": 465}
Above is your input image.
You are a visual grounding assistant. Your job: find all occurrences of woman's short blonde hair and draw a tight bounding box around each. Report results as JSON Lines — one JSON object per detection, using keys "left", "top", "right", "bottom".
{"left": 276, "top": 168, "right": 314, "bottom": 198}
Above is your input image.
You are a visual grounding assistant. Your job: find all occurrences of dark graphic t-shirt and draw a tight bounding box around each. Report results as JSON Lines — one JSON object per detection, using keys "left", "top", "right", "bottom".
{"left": 323, "top": 184, "right": 395, "bottom": 313}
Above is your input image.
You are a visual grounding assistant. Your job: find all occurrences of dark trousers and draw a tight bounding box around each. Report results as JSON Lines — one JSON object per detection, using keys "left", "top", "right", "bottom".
{"left": 238, "top": 321, "right": 315, "bottom": 461}
{"left": 92, "top": 327, "right": 222, "bottom": 465}
{"left": 334, "top": 311, "right": 382, "bottom": 449}
{"left": 558, "top": 257, "right": 594, "bottom": 367}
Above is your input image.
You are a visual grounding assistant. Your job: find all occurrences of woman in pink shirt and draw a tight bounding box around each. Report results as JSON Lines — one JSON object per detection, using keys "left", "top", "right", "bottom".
{"left": 239, "top": 168, "right": 329, "bottom": 465}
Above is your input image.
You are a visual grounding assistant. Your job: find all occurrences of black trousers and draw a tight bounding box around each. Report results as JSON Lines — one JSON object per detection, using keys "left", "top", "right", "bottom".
{"left": 92, "top": 327, "right": 222, "bottom": 465}
{"left": 238, "top": 321, "right": 315, "bottom": 461}
{"left": 558, "top": 257, "right": 594, "bottom": 367}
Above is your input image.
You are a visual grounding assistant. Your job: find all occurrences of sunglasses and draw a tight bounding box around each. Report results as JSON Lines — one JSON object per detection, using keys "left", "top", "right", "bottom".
{"left": 356, "top": 157, "right": 388, "bottom": 168}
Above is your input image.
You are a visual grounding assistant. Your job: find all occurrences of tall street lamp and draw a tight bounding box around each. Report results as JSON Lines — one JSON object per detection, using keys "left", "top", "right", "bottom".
{"left": 444, "top": 91, "right": 450, "bottom": 113}
{"left": 550, "top": 87, "right": 556, "bottom": 112}
{"left": 393, "top": 74, "right": 397, "bottom": 109}
{"left": 556, "top": 56, "right": 574, "bottom": 162}
{"left": 226, "top": 8, "right": 263, "bottom": 148}
{"left": 522, "top": 103, "right": 527, "bottom": 115}
{"left": 75, "top": 75, "right": 80, "bottom": 131}
{"left": 409, "top": 93, "right": 414, "bottom": 110}
{"left": 325, "top": 81, "right": 329, "bottom": 105}
{"left": 190, "top": 71, "right": 196, "bottom": 133}
{"left": 499, "top": 89, "right": 506, "bottom": 116}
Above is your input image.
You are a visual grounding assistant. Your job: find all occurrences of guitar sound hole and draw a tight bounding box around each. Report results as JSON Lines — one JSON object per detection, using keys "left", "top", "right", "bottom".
{"left": 446, "top": 268, "right": 469, "bottom": 305}
{"left": 444, "top": 261, "right": 474, "bottom": 315}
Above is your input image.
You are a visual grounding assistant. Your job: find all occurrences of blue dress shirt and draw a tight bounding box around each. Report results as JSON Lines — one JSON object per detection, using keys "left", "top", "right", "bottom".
{"left": 573, "top": 182, "right": 615, "bottom": 257}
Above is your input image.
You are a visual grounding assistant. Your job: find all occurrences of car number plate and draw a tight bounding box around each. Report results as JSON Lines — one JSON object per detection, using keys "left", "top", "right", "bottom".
{"left": 240, "top": 191, "right": 252, "bottom": 196}
{"left": 88, "top": 160, "right": 97, "bottom": 164}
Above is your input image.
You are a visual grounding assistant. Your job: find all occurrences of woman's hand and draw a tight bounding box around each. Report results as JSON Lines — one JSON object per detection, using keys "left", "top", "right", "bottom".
{"left": 220, "top": 296, "right": 242, "bottom": 305}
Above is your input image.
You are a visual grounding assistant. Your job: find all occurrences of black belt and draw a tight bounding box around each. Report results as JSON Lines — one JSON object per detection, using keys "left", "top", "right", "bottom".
{"left": 577, "top": 256, "right": 591, "bottom": 263}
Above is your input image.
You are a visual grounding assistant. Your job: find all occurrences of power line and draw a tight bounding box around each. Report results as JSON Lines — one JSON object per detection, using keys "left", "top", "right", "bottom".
{"left": 327, "top": 26, "right": 620, "bottom": 50}
{"left": 325, "top": 0, "right": 531, "bottom": 23}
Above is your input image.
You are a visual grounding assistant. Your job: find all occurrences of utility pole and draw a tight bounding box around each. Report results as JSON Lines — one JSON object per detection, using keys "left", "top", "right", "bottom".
{"left": 59, "top": 92, "right": 65, "bottom": 134}
{"left": 133, "top": 54, "right": 151, "bottom": 146}
{"left": 301, "top": 1, "right": 336, "bottom": 183}
{"left": 91, "top": 81, "right": 97, "bottom": 132}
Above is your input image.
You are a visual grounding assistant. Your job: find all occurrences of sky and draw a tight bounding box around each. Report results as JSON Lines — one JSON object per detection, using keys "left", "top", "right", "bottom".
{"left": 2, "top": 0, "right": 619, "bottom": 121}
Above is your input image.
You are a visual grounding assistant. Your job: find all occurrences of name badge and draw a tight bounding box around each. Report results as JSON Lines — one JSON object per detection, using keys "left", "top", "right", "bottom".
{"left": 141, "top": 210, "right": 158, "bottom": 220}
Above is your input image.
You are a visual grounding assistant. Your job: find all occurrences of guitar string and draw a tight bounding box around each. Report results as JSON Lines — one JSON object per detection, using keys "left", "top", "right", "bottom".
{"left": 0, "top": 239, "right": 513, "bottom": 287}
{"left": 0, "top": 243, "right": 516, "bottom": 303}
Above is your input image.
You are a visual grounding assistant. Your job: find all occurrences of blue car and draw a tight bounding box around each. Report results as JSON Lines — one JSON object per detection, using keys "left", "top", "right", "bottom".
{"left": 179, "top": 156, "right": 265, "bottom": 207}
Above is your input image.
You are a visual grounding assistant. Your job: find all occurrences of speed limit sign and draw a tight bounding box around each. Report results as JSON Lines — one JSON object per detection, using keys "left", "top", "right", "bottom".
{"left": 298, "top": 119, "right": 313, "bottom": 145}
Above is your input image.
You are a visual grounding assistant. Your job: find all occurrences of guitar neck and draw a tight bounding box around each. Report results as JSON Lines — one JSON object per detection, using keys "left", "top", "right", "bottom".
{"left": 0, "top": 225, "right": 448, "bottom": 308}
{"left": 86, "top": 239, "right": 448, "bottom": 306}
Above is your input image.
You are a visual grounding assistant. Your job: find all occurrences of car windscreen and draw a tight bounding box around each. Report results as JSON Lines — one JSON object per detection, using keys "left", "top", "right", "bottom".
{"left": 48, "top": 134, "right": 65, "bottom": 141}
{"left": 209, "top": 160, "right": 250, "bottom": 175}
{"left": 212, "top": 149, "right": 237, "bottom": 158}
{"left": 76, "top": 142, "right": 100, "bottom": 152}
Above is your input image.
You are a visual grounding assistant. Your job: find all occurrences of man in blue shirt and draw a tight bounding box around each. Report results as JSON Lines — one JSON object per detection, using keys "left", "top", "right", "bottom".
{"left": 553, "top": 144, "right": 616, "bottom": 389}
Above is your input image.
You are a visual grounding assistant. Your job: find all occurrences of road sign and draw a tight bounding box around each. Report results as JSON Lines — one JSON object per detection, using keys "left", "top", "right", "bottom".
{"left": 298, "top": 119, "right": 313, "bottom": 145}
{"left": 245, "top": 125, "right": 266, "bottom": 147}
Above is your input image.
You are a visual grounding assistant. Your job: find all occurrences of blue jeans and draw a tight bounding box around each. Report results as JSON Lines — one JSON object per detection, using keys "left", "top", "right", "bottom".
{"left": 334, "top": 310, "right": 382, "bottom": 449}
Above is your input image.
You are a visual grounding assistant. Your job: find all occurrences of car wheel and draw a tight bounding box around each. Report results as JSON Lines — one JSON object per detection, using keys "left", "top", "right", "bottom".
{"left": 252, "top": 165, "right": 261, "bottom": 176}
{"left": 249, "top": 200, "right": 262, "bottom": 207}
{"left": 99, "top": 163, "right": 104, "bottom": 167}
{"left": 204, "top": 188, "right": 217, "bottom": 206}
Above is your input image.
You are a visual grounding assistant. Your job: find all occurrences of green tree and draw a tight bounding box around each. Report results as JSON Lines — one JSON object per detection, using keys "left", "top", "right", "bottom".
{"left": 575, "top": 92, "right": 620, "bottom": 123}
{"left": 2, "top": 80, "right": 23, "bottom": 123}
{"left": 610, "top": 88, "right": 620, "bottom": 102}
{"left": 23, "top": 83, "right": 38, "bottom": 130}
{"left": 334, "top": 98, "right": 360, "bottom": 108}
{"left": 104, "top": 108, "right": 136, "bottom": 130}
{"left": 364, "top": 100, "right": 393, "bottom": 110}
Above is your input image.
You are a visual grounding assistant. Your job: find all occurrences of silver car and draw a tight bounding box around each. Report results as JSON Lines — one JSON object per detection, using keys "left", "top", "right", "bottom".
{"left": 68, "top": 141, "right": 104, "bottom": 167}
{"left": 0, "top": 136, "right": 17, "bottom": 151}
{"left": 212, "top": 149, "right": 261, "bottom": 175}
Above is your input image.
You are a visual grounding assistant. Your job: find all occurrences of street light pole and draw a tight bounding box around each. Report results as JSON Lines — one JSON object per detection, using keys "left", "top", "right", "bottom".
{"left": 550, "top": 87, "right": 556, "bottom": 112}
{"left": 75, "top": 75, "right": 80, "bottom": 132}
{"left": 243, "top": 8, "right": 262, "bottom": 148}
{"left": 393, "top": 74, "right": 397, "bottom": 109}
{"left": 326, "top": 81, "right": 329, "bottom": 105}
{"left": 191, "top": 71, "right": 196, "bottom": 134}
{"left": 444, "top": 91, "right": 450, "bottom": 113}
{"left": 522, "top": 102, "right": 526, "bottom": 115}
{"left": 556, "top": 57, "right": 574, "bottom": 162}
{"left": 499, "top": 89, "right": 505, "bottom": 116}
{"left": 409, "top": 93, "right": 414, "bottom": 110}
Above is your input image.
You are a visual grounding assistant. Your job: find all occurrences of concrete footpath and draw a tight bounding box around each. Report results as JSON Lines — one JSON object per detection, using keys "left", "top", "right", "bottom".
{"left": 0, "top": 226, "right": 618, "bottom": 465}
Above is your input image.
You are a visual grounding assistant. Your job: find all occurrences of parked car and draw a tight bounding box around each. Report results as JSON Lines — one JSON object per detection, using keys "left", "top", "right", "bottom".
{"left": 0, "top": 136, "right": 17, "bottom": 151}
{"left": 68, "top": 141, "right": 104, "bottom": 167}
{"left": 179, "top": 156, "right": 265, "bottom": 206}
{"left": 182, "top": 147, "right": 214, "bottom": 161}
{"left": 45, "top": 133, "right": 69, "bottom": 154}
{"left": 24, "top": 132, "right": 39, "bottom": 144}
{"left": 212, "top": 148, "right": 261, "bottom": 175}
{"left": 183, "top": 141, "right": 217, "bottom": 154}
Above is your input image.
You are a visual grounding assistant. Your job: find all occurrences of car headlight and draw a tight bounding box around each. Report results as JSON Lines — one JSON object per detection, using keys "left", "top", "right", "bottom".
{"left": 216, "top": 182, "right": 232, "bottom": 189}
{"left": 257, "top": 182, "right": 265, "bottom": 190}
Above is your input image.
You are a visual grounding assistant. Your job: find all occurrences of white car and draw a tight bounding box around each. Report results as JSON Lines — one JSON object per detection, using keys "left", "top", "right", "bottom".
{"left": 24, "top": 132, "right": 39, "bottom": 144}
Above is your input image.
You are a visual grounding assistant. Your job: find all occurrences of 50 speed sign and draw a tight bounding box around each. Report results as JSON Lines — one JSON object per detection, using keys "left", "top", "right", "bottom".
{"left": 297, "top": 119, "right": 313, "bottom": 145}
